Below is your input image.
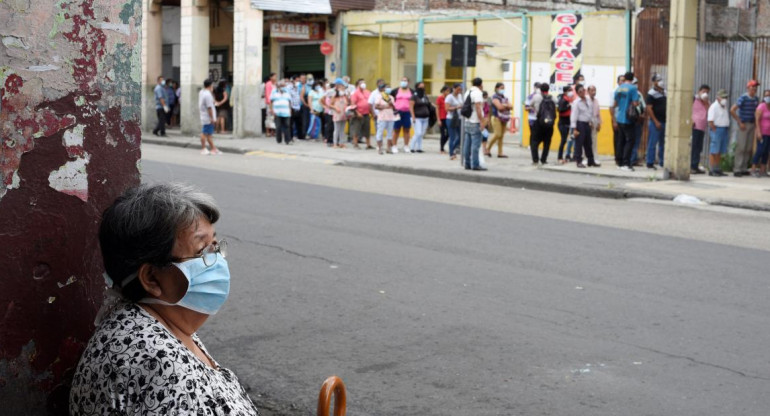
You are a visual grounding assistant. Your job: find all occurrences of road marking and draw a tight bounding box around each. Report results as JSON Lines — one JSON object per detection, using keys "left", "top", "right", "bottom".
{"left": 245, "top": 150, "right": 297, "bottom": 160}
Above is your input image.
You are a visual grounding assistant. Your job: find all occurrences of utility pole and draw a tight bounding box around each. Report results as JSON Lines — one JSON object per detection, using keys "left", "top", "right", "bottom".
{"left": 663, "top": 0, "right": 698, "bottom": 180}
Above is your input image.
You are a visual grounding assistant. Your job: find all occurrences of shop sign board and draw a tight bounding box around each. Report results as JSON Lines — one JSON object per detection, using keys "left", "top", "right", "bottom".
{"left": 270, "top": 22, "right": 325, "bottom": 41}
{"left": 549, "top": 13, "right": 583, "bottom": 86}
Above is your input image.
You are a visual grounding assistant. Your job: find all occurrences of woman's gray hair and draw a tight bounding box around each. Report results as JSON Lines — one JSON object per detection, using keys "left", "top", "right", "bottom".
{"left": 99, "top": 182, "right": 220, "bottom": 301}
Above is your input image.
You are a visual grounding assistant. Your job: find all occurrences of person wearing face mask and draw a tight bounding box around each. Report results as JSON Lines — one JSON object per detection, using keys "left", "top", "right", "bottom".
{"left": 391, "top": 77, "right": 413, "bottom": 153}
{"left": 707, "top": 89, "right": 731, "bottom": 176}
{"left": 751, "top": 89, "right": 770, "bottom": 177}
{"left": 350, "top": 79, "right": 373, "bottom": 149}
{"left": 70, "top": 183, "right": 259, "bottom": 415}
{"left": 586, "top": 85, "right": 602, "bottom": 165}
{"left": 373, "top": 83, "right": 396, "bottom": 154}
{"left": 557, "top": 85, "right": 574, "bottom": 163}
{"left": 152, "top": 76, "right": 168, "bottom": 137}
{"left": 731, "top": 80, "right": 760, "bottom": 176}
{"left": 570, "top": 84, "right": 598, "bottom": 168}
{"left": 445, "top": 83, "right": 464, "bottom": 160}
{"left": 690, "top": 84, "right": 711, "bottom": 174}
{"left": 299, "top": 74, "right": 315, "bottom": 140}
{"left": 307, "top": 80, "right": 325, "bottom": 141}
{"left": 645, "top": 73, "right": 667, "bottom": 170}
{"left": 409, "top": 81, "right": 432, "bottom": 153}
{"left": 331, "top": 78, "right": 350, "bottom": 148}
{"left": 270, "top": 80, "right": 293, "bottom": 145}
{"left": 489, "top": 82, "right": 513, "bottom": 158}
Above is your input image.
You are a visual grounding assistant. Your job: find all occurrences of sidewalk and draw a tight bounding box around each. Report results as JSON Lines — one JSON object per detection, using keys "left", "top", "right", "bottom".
{"left": 144, "top": 129, "right": 770, "bottom": 212}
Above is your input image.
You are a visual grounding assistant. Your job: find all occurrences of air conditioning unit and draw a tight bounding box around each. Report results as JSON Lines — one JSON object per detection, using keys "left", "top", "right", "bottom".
{"left": 501, "top": 62, "right": 511, "bottom": 72}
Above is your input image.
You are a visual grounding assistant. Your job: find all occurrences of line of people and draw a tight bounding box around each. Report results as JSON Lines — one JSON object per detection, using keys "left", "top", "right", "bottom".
{"left": 263, "top": 75, "right": 515, "bottom": 171}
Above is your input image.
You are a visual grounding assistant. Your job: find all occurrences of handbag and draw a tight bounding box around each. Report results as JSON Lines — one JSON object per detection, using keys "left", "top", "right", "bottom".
{"left": 450, "top": 110, "right": 461, "bottom": 129}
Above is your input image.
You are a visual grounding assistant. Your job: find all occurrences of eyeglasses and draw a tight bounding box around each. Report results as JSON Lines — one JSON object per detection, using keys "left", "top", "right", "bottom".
{"left": 172, "top": 239, "right": 228, "bottom": 267}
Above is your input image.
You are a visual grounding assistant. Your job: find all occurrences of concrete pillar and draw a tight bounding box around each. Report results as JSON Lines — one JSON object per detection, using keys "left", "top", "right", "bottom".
{"left": 232, "top": 0, "right": 263, "bottom": 138}
{"left": 663, "top": 0, "right": 698, "bottom": 180}
{"left": 142, "top": 0, "right": 163, "bottom": 132}
{"left": 180, "top": 0, "right": 210, "bottom": 136}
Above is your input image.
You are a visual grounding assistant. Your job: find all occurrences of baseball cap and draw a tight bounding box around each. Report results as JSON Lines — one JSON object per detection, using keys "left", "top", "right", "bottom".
{"left": 717, "top": 89, "right": 728, "bottom": 98}
{"left": 334, "top": 78, "right": 344, "bottom": 86}
{"left": 747, "top": 80, "right": 760, "bottom": 87}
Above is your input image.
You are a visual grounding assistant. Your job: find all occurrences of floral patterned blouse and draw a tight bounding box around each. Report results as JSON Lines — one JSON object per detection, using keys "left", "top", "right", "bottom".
{"left": 69, "top": 302, "right": 259, "bottom": 415}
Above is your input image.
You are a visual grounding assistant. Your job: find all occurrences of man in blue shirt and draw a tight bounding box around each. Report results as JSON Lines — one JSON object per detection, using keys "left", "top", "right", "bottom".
{"left": 610, "top": 71, "right": 640, "bottom": 171}
{"left": 730, "top": 80, "right": 760, "bottom": 176}
{"left": 152, "top": 76, "right": 168, "bottom": 136}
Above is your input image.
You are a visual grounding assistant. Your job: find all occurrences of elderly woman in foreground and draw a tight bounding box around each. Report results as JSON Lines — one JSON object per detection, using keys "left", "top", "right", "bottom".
{"left": 70, "top": 183, "right": 258, "bottom": 415}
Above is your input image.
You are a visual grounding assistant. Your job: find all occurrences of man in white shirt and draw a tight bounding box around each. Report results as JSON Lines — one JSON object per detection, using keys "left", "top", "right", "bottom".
{"left": 198, "top": 79, "right": 220, "bottom": 155}
{"left": 707, "top": 89, "right": 730, "bottom": 176}
{"left": 569, "top": 84, "right": 597, "bottom": 168}
{"left": 462, "top": 77, "right": 487, "bottom": 170}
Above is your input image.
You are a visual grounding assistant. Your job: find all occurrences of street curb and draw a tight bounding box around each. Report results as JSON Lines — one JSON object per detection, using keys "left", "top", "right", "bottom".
{"left": 341, "top": 160, "right": 631, "bottom": 200}
{"left": 143, "top": 137, "right": 770, "bottom": 212}
{"left": 143, "top": 137, "right": 250, "bottom": 155}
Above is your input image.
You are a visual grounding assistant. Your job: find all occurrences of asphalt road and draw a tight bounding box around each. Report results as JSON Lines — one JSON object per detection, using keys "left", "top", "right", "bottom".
{"left": 142, "top": 144, "right": 770, "bottom": 416}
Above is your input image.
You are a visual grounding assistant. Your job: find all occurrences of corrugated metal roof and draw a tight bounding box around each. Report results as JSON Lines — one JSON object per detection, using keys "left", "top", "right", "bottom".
{"left": 251, "top": 0, "right": 331, "bottom": 14}
{"left": 330, "top": 0, "right": 374, "bottom": 12}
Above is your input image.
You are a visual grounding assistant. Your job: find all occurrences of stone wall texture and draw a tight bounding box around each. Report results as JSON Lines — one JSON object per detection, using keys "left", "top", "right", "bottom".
{"left": 0, "top": 0, "right": 142, "bottom": 412}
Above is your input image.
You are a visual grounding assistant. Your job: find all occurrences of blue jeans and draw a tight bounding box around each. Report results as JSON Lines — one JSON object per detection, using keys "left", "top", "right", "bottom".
{"left": 646, "top": 121, "right": 665, "bottom": 166}
{"left": 410, "top": 117, "right": 429, "bottom": 151}
{"left": 753, "top": 135, "right": 770, "bottom": 165}
{"left": 630, "top": 122, "right": 642, "bottom": 165}
{"left": 462, "top": 122, "right": 482, "bottom": 168}
{"left": 448, "top": 122, "right": 461, "bottom": 156}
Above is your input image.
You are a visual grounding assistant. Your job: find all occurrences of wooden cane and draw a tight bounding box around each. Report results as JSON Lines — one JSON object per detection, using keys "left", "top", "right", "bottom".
{"left": 317, "top": 376, "right": 346, "bottom": 416}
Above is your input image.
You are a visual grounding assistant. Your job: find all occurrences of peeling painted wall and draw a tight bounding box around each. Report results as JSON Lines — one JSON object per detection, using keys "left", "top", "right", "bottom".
{"left": 0, "top": 0, "right": 141, "bottom": 412}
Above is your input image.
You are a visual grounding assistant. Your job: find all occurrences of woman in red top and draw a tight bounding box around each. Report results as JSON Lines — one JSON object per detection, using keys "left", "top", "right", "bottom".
{"left": 436, "top": 86, "right": 450, "bottom": 154}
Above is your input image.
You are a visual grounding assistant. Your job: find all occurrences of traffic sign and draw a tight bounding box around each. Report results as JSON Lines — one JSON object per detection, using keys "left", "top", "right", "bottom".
{"left": 320, "top": 42, "right": 334, "bottom": 56}
{"left": 451, "top": 35, "right": 477, "bottom": 67}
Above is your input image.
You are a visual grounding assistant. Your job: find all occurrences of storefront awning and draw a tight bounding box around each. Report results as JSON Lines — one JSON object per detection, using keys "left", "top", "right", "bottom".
{"left": 251, "top": 0, "right": 332, "bottom": 14}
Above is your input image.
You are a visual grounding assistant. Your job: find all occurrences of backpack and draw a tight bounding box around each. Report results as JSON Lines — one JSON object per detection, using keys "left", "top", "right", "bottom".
{"left": 626, "top": 101, "right": 640, "bottom": 124}
{"left": 537, "top": 97, "right": 556, "bottom": 127}
{"left": 460, "top": 94, "right": 474, "bottom": 118}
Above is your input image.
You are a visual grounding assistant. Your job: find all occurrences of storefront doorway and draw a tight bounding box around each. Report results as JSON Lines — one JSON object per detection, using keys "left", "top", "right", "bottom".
{"left": 282, "top": 43, "right": 325, "bottom": 79}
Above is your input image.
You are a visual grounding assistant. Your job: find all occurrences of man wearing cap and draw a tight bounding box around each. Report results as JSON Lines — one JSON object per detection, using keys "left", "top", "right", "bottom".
{"left": 645, "top": 74, "right": 667, "bottom": 169}
{"left": 730, "top": 80, "right": 760, "bottom": 176}
{"left": 610, "top": 71, "right": 640, "bottom": 171}
{"left": 708, "top": 89, "right": 731, "bottom": 176}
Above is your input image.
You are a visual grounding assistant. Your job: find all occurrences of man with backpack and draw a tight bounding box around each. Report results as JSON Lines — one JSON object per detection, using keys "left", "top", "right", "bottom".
{"left": 530, "top": 83, "right": 558, "bottom": 165}
{"left": 461, "top": 77, "right": 487, "bottom": 170}
{"left": 610, "top": 71, "right": 640, "bottom": 171}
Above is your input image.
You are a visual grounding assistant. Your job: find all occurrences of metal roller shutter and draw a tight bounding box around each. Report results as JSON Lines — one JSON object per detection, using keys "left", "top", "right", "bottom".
{"left": 283, "top": 44, "right": 324, "bottom": 74}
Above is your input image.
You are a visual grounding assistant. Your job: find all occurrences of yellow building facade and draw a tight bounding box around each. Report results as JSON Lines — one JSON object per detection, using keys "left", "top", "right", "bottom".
{"left": 343, "top": 10, "right": 629, "bottom": 155}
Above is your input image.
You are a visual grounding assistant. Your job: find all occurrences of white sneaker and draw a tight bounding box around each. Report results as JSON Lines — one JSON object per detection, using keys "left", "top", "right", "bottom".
{"left": 403, "top": 146, "right": 411, "bottom": 153}
{"left": 391, "top": 146, "right": 399, "bottom": 154}
{"left": 620, "top": 166, "right": 633, "bottom": 172}
{"left": 201, "top": 148, "right": 210, "bottom": 155}
{"left": 211, "top": 149, "right": 222, "bottom": 155}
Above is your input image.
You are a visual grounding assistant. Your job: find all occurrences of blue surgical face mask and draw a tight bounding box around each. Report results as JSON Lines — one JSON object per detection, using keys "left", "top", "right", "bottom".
{"left": 764, "top": 96, "right": 770, "bottom": 104}
{"left": 400, "top": 81, "right": 408, "bottom": 88}
{"left": 141, "top": 254, "right": 231, "bottom": 315}
{"left": 281, "top": 87, "right": 289, "bottom": 93}
{"left": 161, "top": 80, "right": 166, "bottom": 86}
{"left": 385, "top": 87, "right": 392, "bottom": 94}
{"left": 308, "top": 80, "right": 315, "bottom": 86}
